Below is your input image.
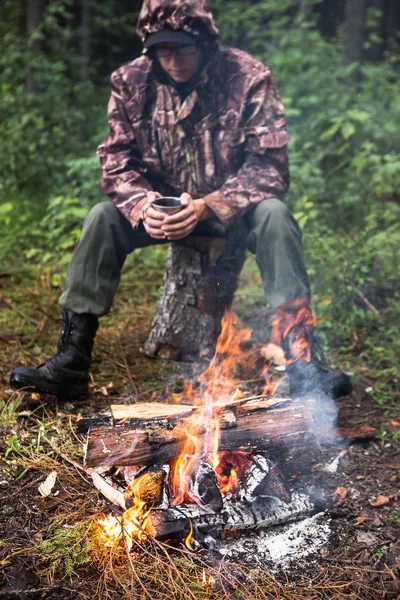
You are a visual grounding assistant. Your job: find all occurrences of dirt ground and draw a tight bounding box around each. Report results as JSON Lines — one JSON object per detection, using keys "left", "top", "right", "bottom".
{"left": 0, "top": 259, "right": 399, "bottom": 599}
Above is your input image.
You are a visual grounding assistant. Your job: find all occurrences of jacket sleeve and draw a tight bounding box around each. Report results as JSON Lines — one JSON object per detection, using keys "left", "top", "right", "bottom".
{"left": 97, "top": 70, "right": 153, "bottom": 226}
{"left": 203, "top": 70, "right": 290, "bottom": 229}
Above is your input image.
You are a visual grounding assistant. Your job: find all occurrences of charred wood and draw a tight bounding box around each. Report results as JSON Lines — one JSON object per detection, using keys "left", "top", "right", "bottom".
{"left": 144, "top": 493, "right": 321, "bottom": 541}
{"left": 84, "top": 401, "right": 316, "bottom": 471}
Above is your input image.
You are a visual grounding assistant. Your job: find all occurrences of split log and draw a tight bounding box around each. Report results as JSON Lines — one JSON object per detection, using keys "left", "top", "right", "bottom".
{"left": 142, "top": 223, "right": 247, "bottom": 361}
{"left": 84, "top": 399, "right": 317, "bottom": 471}
{"left": 144, "top": 493, "right": 322, "bottom": 540}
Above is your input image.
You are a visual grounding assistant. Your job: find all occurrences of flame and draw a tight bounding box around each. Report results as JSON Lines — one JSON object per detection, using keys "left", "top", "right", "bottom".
{"left": 202, "top": 569, "right": 216, "bottom": 587}
{"left": 170, "top": 430, "right": 202, "bottom": 505}
{"left": 184, "top": 520, "right": 198, "bottom": 551}
{"left": 122, "top": 499, "right": 151, "bottom": 549}
{"left": 99, "top": 484, "right": 151, "bottom": 549}
{"left": 213, "top": 450, "right": 253, "bottom": 495}
{"left": 270, "top": 298, "right": 317, "bottom": 363}
{"left": 168, "top": 310, "right": 282, "bottom": 503}
{"left": 99, "top": 309, "right": 292, "bottom": 550}
{"left": 98, "top": 515, "right": 122, "bottom": 547}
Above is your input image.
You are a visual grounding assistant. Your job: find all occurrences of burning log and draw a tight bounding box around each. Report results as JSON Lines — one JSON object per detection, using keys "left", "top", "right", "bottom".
{"left": 144, "top": 493, "right": 321, "bottom": 541}
{"left": 142, "top": 224, "right": 247, "bottom": 361}
{"left": 84, "top": 399, "right": 316, "bottom": 471}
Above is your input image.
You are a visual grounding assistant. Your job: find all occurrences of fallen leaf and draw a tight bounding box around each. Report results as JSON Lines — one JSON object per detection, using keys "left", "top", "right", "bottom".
{"left": 391, "top": 420, "right": 400, "bottom": 427}
{"left": 332, "top": 486, "right": 348, "bottom": 506}
{"left": 368, "top": 494, "right": 390, "bottom": 507}
{"left": 356, "top": 531, "right": 378, "bottom": 546}
{"left": 38, "top": 471, "right": 57, "bottom": 497}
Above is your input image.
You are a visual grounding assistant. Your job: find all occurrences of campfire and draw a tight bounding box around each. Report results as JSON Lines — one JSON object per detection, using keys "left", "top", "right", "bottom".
{"left": 81, "top": 311, "right": 343, "bottom": 551}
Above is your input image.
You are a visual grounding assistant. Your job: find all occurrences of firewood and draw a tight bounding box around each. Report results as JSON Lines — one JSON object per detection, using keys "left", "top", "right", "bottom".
{"left": 111, "top": 403, "right": 195, "bottom": 422}
{"left": 144, "top": 493, "right": 321, "bottom": 540}
{"left": 84, "top": 400, "right": 316, "bottom": 471}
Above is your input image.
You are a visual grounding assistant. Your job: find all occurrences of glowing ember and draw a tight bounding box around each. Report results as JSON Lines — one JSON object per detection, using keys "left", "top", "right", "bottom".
{"left": 213, "top": 450, "right": 253, "bottom": 495}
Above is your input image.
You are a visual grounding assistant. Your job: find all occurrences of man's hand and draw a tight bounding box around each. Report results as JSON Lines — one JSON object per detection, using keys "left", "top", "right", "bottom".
{"left": 141, "top": 191, "right": 166, "bottom": 239}
{"left": 161, "top": 193, "right": 214, "bottom": 241}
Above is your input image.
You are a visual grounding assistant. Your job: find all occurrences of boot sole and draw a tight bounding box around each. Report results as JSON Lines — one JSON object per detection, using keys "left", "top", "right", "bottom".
{"left": 10, "top": 372, "right": 89, "bottom": 401}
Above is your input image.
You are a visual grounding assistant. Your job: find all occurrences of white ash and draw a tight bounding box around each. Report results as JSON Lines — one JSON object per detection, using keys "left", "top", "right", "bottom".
{"left": 238, "top": 455, "right": 270, "bottom": 502}
{"left": 219, "top": 513, "right": 331, "bottom": 571}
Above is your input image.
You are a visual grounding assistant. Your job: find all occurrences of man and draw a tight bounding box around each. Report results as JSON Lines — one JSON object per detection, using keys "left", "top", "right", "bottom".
{"left": 10, "top": 0, "right": 352, "bottom": 401}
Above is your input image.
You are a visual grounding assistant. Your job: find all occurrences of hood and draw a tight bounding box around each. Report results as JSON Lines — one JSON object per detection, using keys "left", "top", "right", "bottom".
{"left": 137, "top": 0, "right": 220, "bottom": 46}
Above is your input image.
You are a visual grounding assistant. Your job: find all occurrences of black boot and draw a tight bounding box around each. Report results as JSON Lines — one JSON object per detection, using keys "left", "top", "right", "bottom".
{"left": 10, "top": 310, "right": 99, "bottom": 400}
{"left": 271, "top": 298, "right": 353, "bottom": 400}
{"left": 286, "top": 358, "right": 353, "bottom": 400}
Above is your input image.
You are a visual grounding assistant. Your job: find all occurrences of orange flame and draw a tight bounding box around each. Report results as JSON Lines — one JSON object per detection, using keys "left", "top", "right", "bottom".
{"left": 170, "top": 430, "right": 202, "bottom": 505}
{"left": 98, "top": 496, "right": 150, "bottom": 550}
{"left": 184, "top": 520, "right": 199, "bottom": 551}
{"left": 122, "top": 498, "right": 151, "bottom": 547}
{"left": 270, "top": 298, "right": 317, "bottom": 363}
{"left": 169, "top": 310, "right": 283, "bottom": 503}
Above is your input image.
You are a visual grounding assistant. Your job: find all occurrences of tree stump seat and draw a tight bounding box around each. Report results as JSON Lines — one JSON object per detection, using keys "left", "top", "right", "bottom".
{"left": 142, "top": 223, "right": 248, "bottom": 361}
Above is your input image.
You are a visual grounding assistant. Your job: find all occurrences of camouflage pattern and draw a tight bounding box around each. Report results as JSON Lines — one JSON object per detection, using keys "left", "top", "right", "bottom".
{"left": 136, "top": 0, "right": 219, "bottom": 44}
{"left": 97, "top": 0, "right": 290, "bottom": 231}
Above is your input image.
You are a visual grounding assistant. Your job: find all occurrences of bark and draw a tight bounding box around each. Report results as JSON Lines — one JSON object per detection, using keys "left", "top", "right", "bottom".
{"left": 143, "top": 223, "right": 247, "bottom": 361}
{"left": 144, "top": 493, "right": 321, "bottom": 540}
{"left": 26, "top": 0, "right": 45, "bottom": 93}
{"left": 342, "top": 0, "right": 367, "bottom": 71}
{"left": 84, "top": 399, "right": 317, "bottom": 471}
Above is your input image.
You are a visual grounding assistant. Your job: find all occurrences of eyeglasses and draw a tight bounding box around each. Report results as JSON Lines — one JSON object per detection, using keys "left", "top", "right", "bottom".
{"left": 153, "top": 45, "right": 198, "bottom": 58}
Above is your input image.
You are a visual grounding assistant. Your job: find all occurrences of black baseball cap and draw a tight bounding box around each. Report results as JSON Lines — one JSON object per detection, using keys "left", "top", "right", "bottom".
{"left": 144, "top": 28, "right": 196, "bottom": 49}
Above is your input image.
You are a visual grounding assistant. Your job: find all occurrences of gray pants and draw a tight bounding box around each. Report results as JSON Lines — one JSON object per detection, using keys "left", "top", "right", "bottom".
{"left": 59, "top": 199, "right": 310, "bottom": 316}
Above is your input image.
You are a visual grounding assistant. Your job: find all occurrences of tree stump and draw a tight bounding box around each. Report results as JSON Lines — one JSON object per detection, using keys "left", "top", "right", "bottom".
{"left": 142, "top": 223, "right": 248, "bottom": 361}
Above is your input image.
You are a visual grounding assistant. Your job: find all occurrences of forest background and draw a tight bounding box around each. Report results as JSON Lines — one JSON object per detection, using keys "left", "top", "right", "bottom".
{"left": 0, "top": 0, "right": 399, "bottom": 405}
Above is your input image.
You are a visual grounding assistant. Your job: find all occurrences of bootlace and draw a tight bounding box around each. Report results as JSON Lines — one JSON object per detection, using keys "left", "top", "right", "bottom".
{"left": 57, "top": 312, "right": 74, "bottom": 353}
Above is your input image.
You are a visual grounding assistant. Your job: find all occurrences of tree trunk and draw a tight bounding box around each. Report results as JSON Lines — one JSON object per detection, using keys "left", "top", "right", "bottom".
{"left": 342, "top": 0, "right": 367, "bottom": 72}
{"left": 26, "top": 0, "right": 45, "bottom": 93}
{"left": 80, "top": 0, "right": 91, "bottom": 83}
{"left": 143, "top": 224, "right": 247, "bottom": 361}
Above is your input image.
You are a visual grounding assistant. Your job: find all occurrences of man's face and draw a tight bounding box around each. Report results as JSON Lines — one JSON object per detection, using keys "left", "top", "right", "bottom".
{"left": 153, "top": 43, "right": 202, "bottom": 83}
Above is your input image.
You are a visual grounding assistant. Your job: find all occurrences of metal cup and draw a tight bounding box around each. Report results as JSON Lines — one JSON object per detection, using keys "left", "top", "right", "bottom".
{"left": 152, "top": 196, "right": 183, "bottom": 216}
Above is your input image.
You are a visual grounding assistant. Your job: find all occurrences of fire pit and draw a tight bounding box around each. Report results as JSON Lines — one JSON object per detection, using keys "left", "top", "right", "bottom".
{"left": 79, "top": 312, "right": 361, "bottom": 553}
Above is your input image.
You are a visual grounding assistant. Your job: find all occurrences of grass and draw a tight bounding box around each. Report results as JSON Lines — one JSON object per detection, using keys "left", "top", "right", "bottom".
{"left": 0, "top": 236, "right": 399, "bottom": 599}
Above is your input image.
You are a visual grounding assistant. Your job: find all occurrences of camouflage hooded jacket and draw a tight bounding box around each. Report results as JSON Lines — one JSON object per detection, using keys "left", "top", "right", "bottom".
{"left": 97, "top": 0, "right": 290, "bottom": 231}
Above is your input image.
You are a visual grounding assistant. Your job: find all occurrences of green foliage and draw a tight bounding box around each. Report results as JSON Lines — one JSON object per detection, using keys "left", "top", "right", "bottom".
{"left": 40, "top": 522, "right": 95, "bottom": 577}
{"left": 212, "top": 0, "right": 400, "bottom": 229}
